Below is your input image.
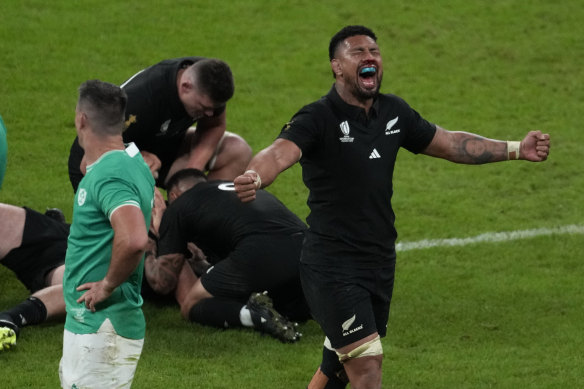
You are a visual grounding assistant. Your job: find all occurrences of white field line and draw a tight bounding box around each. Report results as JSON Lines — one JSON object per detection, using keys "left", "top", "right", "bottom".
{"left": 395, "top": 224, "right": 584, "bottom": 252}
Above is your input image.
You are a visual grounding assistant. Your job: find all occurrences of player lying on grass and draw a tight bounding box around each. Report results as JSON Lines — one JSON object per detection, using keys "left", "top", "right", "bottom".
{"left": 144, "top": 168, "right": 311, "bottom": 342}
{"left": 0, "top": 203, "right": 68, "bottom": 351}
{"left": 0, "top": 170, "right": 311, "bottom": 349}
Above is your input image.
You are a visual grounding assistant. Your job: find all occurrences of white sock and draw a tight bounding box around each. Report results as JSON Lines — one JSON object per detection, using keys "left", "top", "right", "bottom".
{"left": 239, "top": 306, "right": 253, "bottom": 327}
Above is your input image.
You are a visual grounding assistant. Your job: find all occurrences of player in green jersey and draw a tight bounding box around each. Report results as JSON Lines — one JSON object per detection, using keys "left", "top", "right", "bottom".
{"left": 59, "top": 80, "right": 154, "bottom": 389}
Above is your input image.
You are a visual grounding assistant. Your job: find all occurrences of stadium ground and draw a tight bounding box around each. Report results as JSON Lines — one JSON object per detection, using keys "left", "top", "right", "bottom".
{"left": 1, "top": 1, "right": 582, "bottom": 387}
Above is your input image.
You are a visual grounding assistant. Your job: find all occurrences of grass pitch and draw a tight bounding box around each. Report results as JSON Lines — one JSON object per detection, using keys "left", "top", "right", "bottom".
{"left": 1, "top": 0, "right": 582, "bottom": 387}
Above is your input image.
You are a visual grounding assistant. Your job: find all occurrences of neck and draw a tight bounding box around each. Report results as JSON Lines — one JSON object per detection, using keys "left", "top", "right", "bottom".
{"left": 82, "top": 133, "right": 125, "bottom": 166}
{"left": 334, "top": 82, "right": 374, "bottom": 114}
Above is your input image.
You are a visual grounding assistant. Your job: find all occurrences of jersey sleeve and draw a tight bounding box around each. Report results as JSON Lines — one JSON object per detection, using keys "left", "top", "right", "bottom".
{"left": 157, "top": 203, "right": 190, "bottom": 257}
{"left": 94, "top": 178, "right": 143, "bottom": 221}
{"left": 398, "top": 99, "right": 437, "bottom": 154}
{"left": 277, "top": 105, "right": 322, "bottom": 155}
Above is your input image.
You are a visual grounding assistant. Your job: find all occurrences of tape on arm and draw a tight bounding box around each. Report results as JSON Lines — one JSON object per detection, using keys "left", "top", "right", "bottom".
{"left": 507, "top": 141, "right": 520, "bottom": 160}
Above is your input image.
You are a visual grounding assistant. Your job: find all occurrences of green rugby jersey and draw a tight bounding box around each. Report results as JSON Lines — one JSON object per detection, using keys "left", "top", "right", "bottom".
{"left": 64, "top": 142, "right": 154, "bottom": 339}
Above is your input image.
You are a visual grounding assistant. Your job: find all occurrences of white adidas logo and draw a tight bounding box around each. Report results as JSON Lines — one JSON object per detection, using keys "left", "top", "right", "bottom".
{"left": 369, "top": 148, "right": 381, "bottom": 159}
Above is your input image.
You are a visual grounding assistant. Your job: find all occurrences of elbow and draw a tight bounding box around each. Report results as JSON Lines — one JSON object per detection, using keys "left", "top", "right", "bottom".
{"left": 144, "top": 264, "right": 177, "bottom": 296}
{"left": 143, "top": 253, "right": 180, "bottom": 296}
{"left": 132, "top": 233, "right": 150, "bottom": 256}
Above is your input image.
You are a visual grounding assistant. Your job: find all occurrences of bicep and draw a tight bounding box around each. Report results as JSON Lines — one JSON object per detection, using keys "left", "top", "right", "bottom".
{"left": 110, "top": 205, "right": 148, "bottom": 251}
{"left": 421, "top": 126, "right": 453, "bottom": 159}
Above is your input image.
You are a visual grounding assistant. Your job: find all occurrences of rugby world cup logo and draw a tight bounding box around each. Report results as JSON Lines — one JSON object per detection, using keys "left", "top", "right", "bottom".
{"left": 339, "top": 121, "right": 354, "bottom": 143}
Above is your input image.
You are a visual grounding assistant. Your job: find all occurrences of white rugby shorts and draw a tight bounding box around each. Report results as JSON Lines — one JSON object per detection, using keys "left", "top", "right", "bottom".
{"left": 59, "top": 318, "right": 144, "bottom": 389}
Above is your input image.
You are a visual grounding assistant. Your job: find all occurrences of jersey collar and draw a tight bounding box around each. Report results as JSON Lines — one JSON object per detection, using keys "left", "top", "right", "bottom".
{"left": 327, "top": 85, "right": 379, "bottom": 123}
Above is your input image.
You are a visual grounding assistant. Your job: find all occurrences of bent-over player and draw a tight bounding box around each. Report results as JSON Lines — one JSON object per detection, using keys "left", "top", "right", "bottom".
{"left": 145, "top": 169, "right": 310, "bottom": 342}
{"left": 68, "top": 57, "right": 252, "bottom": 191}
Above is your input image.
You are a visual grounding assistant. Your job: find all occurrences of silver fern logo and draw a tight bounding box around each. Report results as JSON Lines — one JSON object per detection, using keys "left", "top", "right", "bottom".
{"left": 342, "top": 314, "right": 356, "bottom": 331}
{"left": 385, "top": 116, "right": 400, "bottom": 135}
{"left": 342, "top": 314, "right": 364, "bottom": 336}
{"left": 339, "top": 121, "right": 354, "bottom": 143}
{"left": 158, "top": 119, "right": 170, "bottom": 135}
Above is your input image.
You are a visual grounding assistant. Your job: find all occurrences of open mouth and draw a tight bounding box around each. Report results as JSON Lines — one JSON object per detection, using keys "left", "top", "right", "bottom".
{"left": 358, "top": 66, "right": 377, "bottom": 89}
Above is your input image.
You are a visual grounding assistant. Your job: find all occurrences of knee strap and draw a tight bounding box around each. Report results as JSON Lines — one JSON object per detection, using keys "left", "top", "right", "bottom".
{"left": 337, "top": 335, "right": 383, "bottom": 363}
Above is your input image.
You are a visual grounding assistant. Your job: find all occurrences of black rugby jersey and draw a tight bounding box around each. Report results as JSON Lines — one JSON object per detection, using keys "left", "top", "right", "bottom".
{"left": 278, "top": 86, "right": 436, "bottom": 267}
{"left": 121, "top": 57, "right": 226, "bottom": 178}
{"left": 157, "top": 181, "right": 307, "bottom": 262}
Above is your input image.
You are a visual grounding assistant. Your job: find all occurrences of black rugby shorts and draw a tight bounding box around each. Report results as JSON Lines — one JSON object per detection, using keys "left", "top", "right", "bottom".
{"left": 300, "top": 261, "right": 395, "bottom": 349}
{"left": 201, "top": 233, "right": 309, "bottom": 320}
{"left": 2, "top": 208, "right": 69, "bottom": 292}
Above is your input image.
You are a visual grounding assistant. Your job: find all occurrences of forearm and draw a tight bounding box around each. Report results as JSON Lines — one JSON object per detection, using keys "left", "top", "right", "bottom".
{"left": 247, "top": 139, "right": 300, "bottom": 188}
{"left": 424, "top": 127, "right": 509, "bottom": 164}
{"left": 448, "top": 131, "right": 508, "bottom": 164}
{"left": 186, "top": 139, "right": 218, "bottom": 171}
{"left": 103, "top": 236, "right": 147, "bottom": 291}
{"left": 234, "top": 138, "right": 300, "bottom": 202}
{"left": 246, "top": 150, "right": 284, "bottom": 188}
{"left": 187, "top": 118, "right": 226, "bottom": 170}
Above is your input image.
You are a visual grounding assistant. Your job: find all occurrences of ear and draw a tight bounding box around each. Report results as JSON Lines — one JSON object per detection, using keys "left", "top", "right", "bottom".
{"left": 75, "top": 111, "right": 87, "bottom": 131}
{"left": 179, "top": 72, "right": 194, "bottom": 92}
{"left": 168, "top": 189, "right": 179, "bottom": 203}
{"left": 331, "top": 59, "right": 342, "bottom": 77}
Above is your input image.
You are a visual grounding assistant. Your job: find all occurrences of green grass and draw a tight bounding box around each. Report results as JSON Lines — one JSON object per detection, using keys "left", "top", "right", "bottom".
{"left": 1, "top": 0, "right": 582, "bottom": 387}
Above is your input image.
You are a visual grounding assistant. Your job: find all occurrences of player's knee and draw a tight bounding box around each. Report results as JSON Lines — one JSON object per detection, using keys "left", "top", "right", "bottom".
{"left": 181, "top": 301, "right": 195, "bottom": 320}
{"left": 44, "top": 265, "right": 65, "bottom": 286}
{"left": 180, "top": 293, "right": 204, "bottom": 320}
{"left": 336, "top": 335, "right": 383, "bottom": 364}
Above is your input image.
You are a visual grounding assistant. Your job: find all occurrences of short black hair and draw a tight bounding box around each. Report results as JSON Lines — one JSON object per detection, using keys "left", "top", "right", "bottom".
{"left": 191, "top": 58, "right": 234, "bottom": 104}
{"left": 328, "top": 25, "right": 378, "bottom": 61}
{"left": 78, "top": 79, "right": 127, "bottom": 135}
{"left": 166, "top": 168, "right": 207, "bottom": 194}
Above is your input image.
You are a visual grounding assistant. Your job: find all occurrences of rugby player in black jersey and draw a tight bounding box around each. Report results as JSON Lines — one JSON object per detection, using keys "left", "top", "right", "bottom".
{"left": 234, "top": 25, "right": 550, "bottom": 388}
{"left": 144, "top": 169, "right": 310, "bottom": 342}
{"left": 68, "top": 57, "right": 252, "bottom": 191}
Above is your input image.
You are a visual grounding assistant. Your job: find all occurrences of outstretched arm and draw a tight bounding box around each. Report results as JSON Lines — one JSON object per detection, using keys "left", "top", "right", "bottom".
{"left": 422, "top": 126, "right": 550, "bottom": 164}
{"left": 234, "top": 138, "right": 302, "bottom": 202}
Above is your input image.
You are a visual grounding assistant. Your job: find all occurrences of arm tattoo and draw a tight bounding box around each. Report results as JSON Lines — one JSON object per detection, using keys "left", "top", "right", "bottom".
{"left": 144, "top": 250, "right": 185, "bottom": 295}
{"left": 458, "top": 135, "right": 506, "bottom": 164}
